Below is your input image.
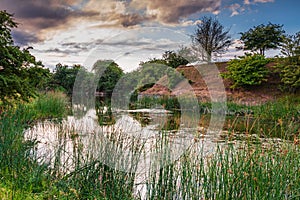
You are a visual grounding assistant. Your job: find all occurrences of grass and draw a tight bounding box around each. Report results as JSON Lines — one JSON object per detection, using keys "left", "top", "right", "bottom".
{"left": 0, "top": 105, "right": 51, "bottom": 199}
{"left": 143, "top": 140, "right": 300, "bottom": 200}
{"left": 29, "top": 91, "right": 69, "bottom": 120}
{"left": 133, "top": 95, "right": 300, "bottom": 138}
{"left": 0, "top": 92, "right": 299, "bottom": 199}
{"left": 225, "top": 95, "right": 300, "bottom": 139}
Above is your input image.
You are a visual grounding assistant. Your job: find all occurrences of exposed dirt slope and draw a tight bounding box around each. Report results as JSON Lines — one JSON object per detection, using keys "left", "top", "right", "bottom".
{"left": 141, "top": 62, "right": 283, "bottom": 105}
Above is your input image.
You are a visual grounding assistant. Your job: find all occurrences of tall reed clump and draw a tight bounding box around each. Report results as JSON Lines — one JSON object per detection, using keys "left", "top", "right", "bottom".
{"left": 0, "top": 92, "right": 69, "bottom": 199}
{"left": 49, "top": 124, "right": 143, "bottom": 200}
{"left": 0, "top": 100, "right": 140, "bottom": 199}
{"left": 144, "top": 141, "right": 300, "bottom": 200}
{"left": 223, "top": 95, "right": 300, "bottom": 139}
{"left": 30, "top": 91, "right": 69, "bottom": 120}
{"left": 0, "top": 106, "right": 51, "bottom": 199}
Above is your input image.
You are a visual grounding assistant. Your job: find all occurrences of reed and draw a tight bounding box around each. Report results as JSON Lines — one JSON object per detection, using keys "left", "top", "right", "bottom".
{"left": 0, "top": 94, "right": 299, "bottom": 199}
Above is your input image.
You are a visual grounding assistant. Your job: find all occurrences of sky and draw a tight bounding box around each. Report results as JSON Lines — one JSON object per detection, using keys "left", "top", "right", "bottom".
{"left": 1, "top": 0, "right": 300, "bottom": 71}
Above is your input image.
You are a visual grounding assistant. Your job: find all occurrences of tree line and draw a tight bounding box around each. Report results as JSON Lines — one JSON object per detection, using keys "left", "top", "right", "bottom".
{"left": 0, "top": 10, "right": 299, "bottom": 108}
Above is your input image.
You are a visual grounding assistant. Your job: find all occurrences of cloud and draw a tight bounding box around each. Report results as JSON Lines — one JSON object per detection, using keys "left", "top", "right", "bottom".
{"left": 11, "top": 30, "right": 41, "bottom": 46}
{"left": 244, "top": 0, "right": 274, "bottom": 5}
{"left": 228, "top": 3, "right": 245, "bottom": 17}
{"left": 0, "top": 0, "right": 96, "bottom": 26}
{"left": 179, "top": 19, "right": 202, "bottom": 27}
{"left": 244, "top": 0, "right": 251, "bottom": 5}
{"left": 40, "top": 48, "right": 79, "bottom": 54}
{"left": 0, "top": 0, "right": 222, "bottom": 45}
{"left": 118, "top": 13, "right": 151, "bottom": 27}
{"left": 3, "top": 0, "right": 275, "bottom": 47}
{"left": 230, "top": 0, "right": 274, "bottom": 17}
{"left": 83, "top": 0, "right": 221, "bottom": 27}
{"left": 253, "top": 0, "right": 274, "bottom": 3}
{"left": 0, "top": 0, "right": 98, "bottom": 44}
{"left": 129, "top": 0, "right": 221, "bottom": 24}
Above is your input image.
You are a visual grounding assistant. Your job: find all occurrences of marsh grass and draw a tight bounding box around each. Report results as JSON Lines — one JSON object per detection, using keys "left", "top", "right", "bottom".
{"left": 0, "top": 108, "right": 141, "bottom": 199}
{"left": 0, "top": 106, "right": 51, "bottom": 199}
{"left": 1, "top": 93, "right": 300, "bottom": 199}
{"left": 144, "top": 142, "right": 300, "bottom": 200}
{"left": 224, "top": 96, "right": 300, "bottom": 139}
{"left": 29, "top": 91, "right": 69, "bottom": 120}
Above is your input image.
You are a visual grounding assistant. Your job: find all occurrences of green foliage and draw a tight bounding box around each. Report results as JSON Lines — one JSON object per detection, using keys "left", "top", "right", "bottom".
{"left": 276, "top": 62, "right": 300, "bottom": 93}
{"left": 142, "top": 50, "right": 189, "bottom": 68}
{"left": 239, "top": 22, "right": 285, "bottom": 55}
{"left": 0, "top": 46, "right": 49, "bottom": 105}
{"left": 50, "top": 64, "right": 81, "bottom": 95}
{"left": 121, "top": 62, "right": 167, "bottom": 91}
{"left": 146, "top": 143, "right": 300, "bottom": 200}
{"left": 0, "top": 10, "right": 49, "bottom": 105}
{"left": 1, "top": 97, "right": 300, "bottom": 199}
{"left": 276, "top": 32, "right": 300, "bottom": 93}
{"left": 94, "top": 60, "right": 124, "bottom": 96}
{"left": 29, "top": 91, "right": 69, "bottom": 119}
{"left": 0, "top": 10, "right": 17, "bottom": 45}
{"left": 162, "top": 50, "right": 189, "bottom": 68}
{"left": 281, "top": 32, "right": 300, "bottom": 57}
{"left": 228, "top": 97, "right": 300, "bottom": 138}
{"left": 192, "top": 16, "right": 232, "bottom": 61}
{"left": 222, "top": 54, "right": 270, "bottom": 88}
{"left": 0, "top": 106, "right": 51, "bottom": 198}
{"left": 177, "top": 46, "right": 198, "bottom": 63}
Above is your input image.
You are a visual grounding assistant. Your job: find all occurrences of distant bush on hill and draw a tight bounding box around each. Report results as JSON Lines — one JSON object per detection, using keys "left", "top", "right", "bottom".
{"left": 221, "top": 54, "right": 270, "bottom": 89}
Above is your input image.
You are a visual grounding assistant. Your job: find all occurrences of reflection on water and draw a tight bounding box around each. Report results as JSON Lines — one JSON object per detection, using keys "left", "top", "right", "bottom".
{"left": 24, "top": 103, "right": 292, "bottom": 199}
{"left": 24, "top": 107, "right": 222, "bottom": 198}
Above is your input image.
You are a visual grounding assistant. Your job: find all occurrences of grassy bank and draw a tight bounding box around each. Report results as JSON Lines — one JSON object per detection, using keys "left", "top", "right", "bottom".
{"left": 132, "top": 95, "right": 300, "bottom": 138}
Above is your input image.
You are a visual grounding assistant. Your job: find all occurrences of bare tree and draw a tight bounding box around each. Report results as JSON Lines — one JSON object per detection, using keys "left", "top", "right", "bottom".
{"left": 191, "top": 16, "right": 232, "bottom": 62}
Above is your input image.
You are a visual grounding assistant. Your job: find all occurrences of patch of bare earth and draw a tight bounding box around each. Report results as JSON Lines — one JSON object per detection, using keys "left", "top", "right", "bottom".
{"left": 140, "top": 62, "right": 283, "bottom": 105}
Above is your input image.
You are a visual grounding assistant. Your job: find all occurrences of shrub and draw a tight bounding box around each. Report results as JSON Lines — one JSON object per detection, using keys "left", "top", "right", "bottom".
{"left": 275, "top": 58, "right": 300, "bottom": 93}
{"left": 222, "top": 54, "right": 270, "bottom": 88}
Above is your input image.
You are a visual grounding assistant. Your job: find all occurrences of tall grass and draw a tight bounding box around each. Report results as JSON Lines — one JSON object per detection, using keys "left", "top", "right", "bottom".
{"left": 144, "top": 142, "right": 300, "bottom": 199}
{"left": 0, "top": 92, "right": 299, "bottom": 199}
{"left": 0, "top": 105, "right": 51, "bottom": 199}
{"left": 224, "top": 96, "right": 300, "bottom": 138}
{"left": 0, "top": 91, "right": 69, "bottom": 199}
{"left": 29, "top": 91, "right": 69, "bottom": 120}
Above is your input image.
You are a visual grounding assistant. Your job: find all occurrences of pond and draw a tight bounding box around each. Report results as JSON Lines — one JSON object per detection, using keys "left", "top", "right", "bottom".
{"left": 24, "top": 105, "right": 288, "bottom": 199}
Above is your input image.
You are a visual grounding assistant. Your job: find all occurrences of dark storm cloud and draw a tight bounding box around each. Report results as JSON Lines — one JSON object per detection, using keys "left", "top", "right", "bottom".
{"left": 0, "top": 0, "right": 97, "bottom": 44}
{"left": 11, "top": 30, "right": 41, "bottom": 46}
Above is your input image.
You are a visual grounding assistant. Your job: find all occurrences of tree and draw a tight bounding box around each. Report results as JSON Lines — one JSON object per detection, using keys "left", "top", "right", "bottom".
{"left": 141, "top": 50, "right": 189, "bottom": 68}
{"left": 93, "top": 60, "right": 124, "bottom": 97}
{"left": 50, "top": 64, "right": 82, "bottom": 96}
{"left": 162, "top": 51, "right": 189, "bottom": 68}
{"left": 276, "top": 32, "right": 300, "bottom": 93}
{"left": 177, "top": 46, "right": 198, "bottom": 63}
{"left": 0, "top": 10, "right": 17, "bottom": 45}
{"left": 239, "top": 22, "right": 285, "bottom": 56}
{"left": 191, "top": 16, "right": 232, "bottom": 62}
{"left": 281, "top": 32, "right": 300, "bottom": 58}
{"left": 0, "top": 10, "right": 48, "bottom": 105}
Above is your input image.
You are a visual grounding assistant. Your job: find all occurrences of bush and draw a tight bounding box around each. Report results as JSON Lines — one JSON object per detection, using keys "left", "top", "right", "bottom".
{"left": 222, "top": 54, "right": 270, "bottom": 88}
{"left": 275, "top": 58, "right": 300, "bottom": 93}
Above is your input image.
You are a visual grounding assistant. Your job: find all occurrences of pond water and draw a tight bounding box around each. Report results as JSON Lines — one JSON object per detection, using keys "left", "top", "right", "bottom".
{"left": 24, "top": 107, "right": 225, "bottom": 197}
{"left": 24, "top": 106, "right": 287, "bottom": 199}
